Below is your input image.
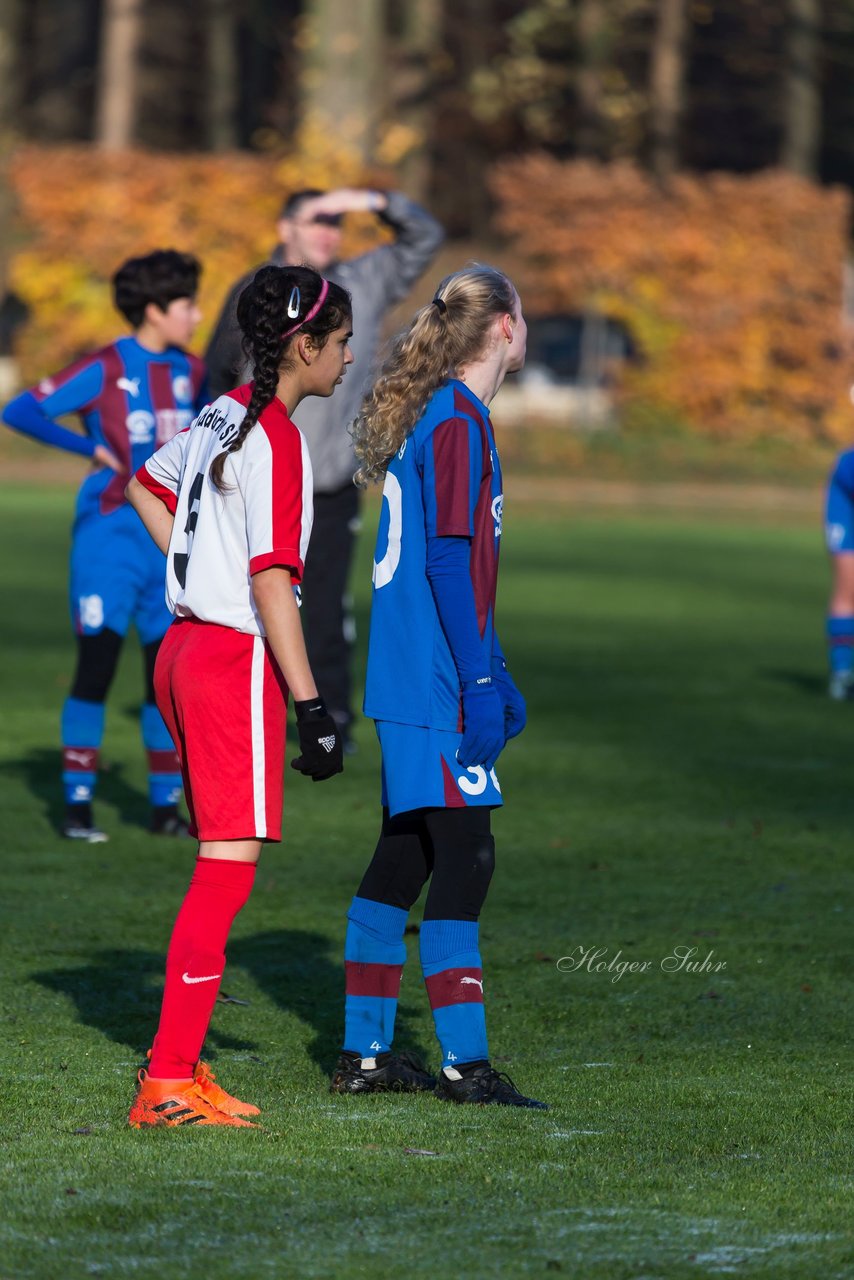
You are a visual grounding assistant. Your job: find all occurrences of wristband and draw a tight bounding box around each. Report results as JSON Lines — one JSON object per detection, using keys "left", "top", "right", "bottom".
{"left": 295, "top": 696, "right": 328, "bottom": 722}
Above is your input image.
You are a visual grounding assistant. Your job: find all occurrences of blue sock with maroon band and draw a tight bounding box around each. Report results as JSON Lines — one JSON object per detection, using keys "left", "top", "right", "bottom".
{"left": 61, "top": 697, "right": 105, "bottom": 805}
{"left": 343, "top": 896, "right": 408, "bottom": 1058}
{"left": 827, "top": 616, "right": 854, "bottom": 675}
{"left": 141, "top": 702, "right": 183, "bottom": 809}
{"left": 420, "top": 919, "right": 488, "bottom": 1070}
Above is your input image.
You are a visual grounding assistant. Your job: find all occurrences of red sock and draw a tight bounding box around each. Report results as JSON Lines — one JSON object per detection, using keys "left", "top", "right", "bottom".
{"left": 148, "top": 857, "right": 256, "bottom": 1079}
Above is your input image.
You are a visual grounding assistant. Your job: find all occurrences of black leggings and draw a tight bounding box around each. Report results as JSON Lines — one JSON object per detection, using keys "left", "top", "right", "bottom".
{"left": 356, "top": 807, "right": 496, "bottom": 922}
{"left": 69, "top": 628, "right": 162, "bottom": 704}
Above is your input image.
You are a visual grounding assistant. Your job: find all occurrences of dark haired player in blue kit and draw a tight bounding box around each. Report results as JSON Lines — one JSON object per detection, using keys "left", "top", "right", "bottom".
{"left": 3, "top": 249, "right": 207, "bottom": 840}
{"left": 825, "top": 447, "right": 854, "bottom": 699}
{"left": 330, "top": 264, "right": 547, "bottom": 1109}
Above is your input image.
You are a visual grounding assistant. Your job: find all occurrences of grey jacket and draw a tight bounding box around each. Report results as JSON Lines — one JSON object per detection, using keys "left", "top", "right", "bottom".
{"left": 204, "top": 191, "right": 444, "bottom": 493}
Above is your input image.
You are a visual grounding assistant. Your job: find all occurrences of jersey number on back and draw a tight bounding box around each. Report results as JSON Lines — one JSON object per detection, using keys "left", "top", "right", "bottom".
{"left": 173, "top": 471, "right": 204, "bottom": 590}
{"left": 373, "top": 472, "right": 402, "bottom": 589}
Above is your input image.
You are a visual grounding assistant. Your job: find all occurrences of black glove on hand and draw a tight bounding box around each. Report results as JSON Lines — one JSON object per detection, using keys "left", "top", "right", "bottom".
{"left": 291, "top": 697, "right": 344, "bottom": 782}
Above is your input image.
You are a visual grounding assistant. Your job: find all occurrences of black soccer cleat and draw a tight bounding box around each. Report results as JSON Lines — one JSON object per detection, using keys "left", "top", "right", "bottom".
{"left": 435, "top": 1063, "right": 549, "bottom": 1109}
{"left": 330, "top": 1050, "right": 437, "bottom": 1095}
{"left": 62, "top": 803, "right": 108, "bottom": 843}
{"left": 150, "top": 806, "right": 191, "bottom": 837}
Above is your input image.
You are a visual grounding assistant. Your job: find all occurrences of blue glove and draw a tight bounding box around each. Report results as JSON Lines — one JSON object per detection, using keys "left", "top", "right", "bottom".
{"left": 458, "top": 676, "right": 506, "bottom": 771}
{"left": 492, "top": 658, "right": 527, "bottom": 740}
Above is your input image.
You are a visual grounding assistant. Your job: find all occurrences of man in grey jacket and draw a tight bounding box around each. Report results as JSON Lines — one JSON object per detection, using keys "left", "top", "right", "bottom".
{"left": 205, "top": 187, "right": 444, "bottom": 748}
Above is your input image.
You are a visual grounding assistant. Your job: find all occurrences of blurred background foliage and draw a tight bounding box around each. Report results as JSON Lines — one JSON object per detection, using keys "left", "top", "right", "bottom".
{"left": 8, "top": 130, "right": 392, "bottom": 377}
{"left": 1, "top": 0, "right": 854, "bottom": 451}
{"left": 493, "top": 157, "right": 852, "bottom": 444}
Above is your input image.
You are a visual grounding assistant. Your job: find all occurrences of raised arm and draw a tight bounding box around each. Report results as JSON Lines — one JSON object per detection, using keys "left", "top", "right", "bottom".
{"left": 308, "top": 187, "right": 445, "bottom": 304}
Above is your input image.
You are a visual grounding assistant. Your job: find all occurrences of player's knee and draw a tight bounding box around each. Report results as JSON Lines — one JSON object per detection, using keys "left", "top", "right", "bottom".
{"left": 464, "top": 834, "right": 496, "bottom": 910}
{"left": 70, "top": 629, "right": 123, "bottom": 702}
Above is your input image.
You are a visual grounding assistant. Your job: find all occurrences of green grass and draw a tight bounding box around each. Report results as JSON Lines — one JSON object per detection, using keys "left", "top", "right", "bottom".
{"left": 497, "top": 412, "right": 837, "bottom": 486}
{"left": 1, "top": 482, "right": 853, "bottom": 1280}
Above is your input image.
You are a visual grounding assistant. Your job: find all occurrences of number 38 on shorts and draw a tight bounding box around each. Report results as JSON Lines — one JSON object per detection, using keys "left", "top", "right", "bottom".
{"left": 376, "top": 720, "right": 503, "bottom": 816}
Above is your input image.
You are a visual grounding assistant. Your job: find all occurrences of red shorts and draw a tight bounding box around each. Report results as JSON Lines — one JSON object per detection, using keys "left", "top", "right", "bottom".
{"left": 154, "top": 618, "right": 289, "bottom": 842}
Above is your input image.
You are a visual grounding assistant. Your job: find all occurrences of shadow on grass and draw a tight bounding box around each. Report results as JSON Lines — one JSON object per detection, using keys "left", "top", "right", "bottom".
{"left": 1, "top": 746, "right": 150, "bottom": 833}
{"left": 761, "top": 668, "right": 828, "bottom": 698}
{"left": 32, "top": 947, "right": 256, "bottom": 1060}
{"left": 32, "top": 930, "right": 430, "bottom": 1076}
{"left": 229, "top": 929, "right": 430, "bottom": 1074}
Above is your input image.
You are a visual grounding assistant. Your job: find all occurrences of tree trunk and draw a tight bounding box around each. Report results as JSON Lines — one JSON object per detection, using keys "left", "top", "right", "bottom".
{"left": 95, "top": 0, "right": 142, "bottom": 150}
{"left": 207, "top": 0, "right": 239, "bottom": 151}
{"left": 300, "top": 0, "right": 384, "bottom": 163}
{"left": 395, "top": 0, "right": 442, "bottom": 199}
{"left": 780, "top": 0, "right": 821, "bottom": 177}
{"left": 0, "top": 0, "right": 23, "bottom": 397}
{"left": 649, "top": 0, "right": 687, "bottom": 181}
{"left": 0, "top": 0, "right": 20, "bottom": 291}
{"left": 576, "top": 0, "right": 608, "bottom": 158}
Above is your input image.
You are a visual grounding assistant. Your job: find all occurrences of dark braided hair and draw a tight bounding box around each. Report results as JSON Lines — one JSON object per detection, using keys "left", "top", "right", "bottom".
{"left": 210, "top": 264, "right": 351, "bottom": 492}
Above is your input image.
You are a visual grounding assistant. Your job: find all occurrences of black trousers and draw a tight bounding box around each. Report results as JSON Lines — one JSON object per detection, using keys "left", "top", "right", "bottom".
{"left": 300, "top": 483, "right": 360, "bottom": 728}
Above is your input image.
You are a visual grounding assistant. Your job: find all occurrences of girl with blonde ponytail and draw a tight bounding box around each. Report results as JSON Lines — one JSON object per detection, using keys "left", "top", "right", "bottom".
{"left": 123, "top": 264, "right": 352, "bottom": 1129}
{"left": 332, "top": 265, "right": 548, "bottom": 1109}
{"left": 354, "top": 263, "right": 518, "bottom": 486}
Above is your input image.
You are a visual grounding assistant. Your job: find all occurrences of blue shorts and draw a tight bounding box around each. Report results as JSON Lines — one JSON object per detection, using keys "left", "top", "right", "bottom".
{"left": 376, "top": 720, "right": 503, "bottom": 818}
{"left": 825, "top": 449, "right": 854, "bottom": 553}
{"left": 70, "top": 496, "right": 171, "bottom": 645}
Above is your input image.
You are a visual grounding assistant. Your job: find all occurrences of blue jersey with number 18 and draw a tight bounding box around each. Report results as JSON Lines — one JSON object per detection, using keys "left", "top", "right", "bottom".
{"left": 363, "top": 379, "right": 503, "bottom": 732}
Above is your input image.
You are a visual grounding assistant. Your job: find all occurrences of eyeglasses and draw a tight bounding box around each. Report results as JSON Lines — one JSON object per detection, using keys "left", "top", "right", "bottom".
{"left": 293, "top": 213, "right": 343, "bottom": 229}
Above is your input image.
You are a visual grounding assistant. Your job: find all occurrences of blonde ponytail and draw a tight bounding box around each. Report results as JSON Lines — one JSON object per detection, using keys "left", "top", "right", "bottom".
{"left": 353, "top": 263, "right": 516, "bottom": 486}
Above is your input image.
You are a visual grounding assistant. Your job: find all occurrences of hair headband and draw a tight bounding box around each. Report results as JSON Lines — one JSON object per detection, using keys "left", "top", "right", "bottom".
{"left": 281, "top": 278, "right": 330, "bottom": 340}
{"left": 432, "top": 296, "right": 447, "bottom": 314}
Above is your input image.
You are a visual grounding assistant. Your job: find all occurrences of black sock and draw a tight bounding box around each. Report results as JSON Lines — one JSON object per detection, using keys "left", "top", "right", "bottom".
{"left": 65, "top": 802, "right": 93, "bottom": 824}
{"left": 455, "top": 1059, "right": 490, "bottom": 1076}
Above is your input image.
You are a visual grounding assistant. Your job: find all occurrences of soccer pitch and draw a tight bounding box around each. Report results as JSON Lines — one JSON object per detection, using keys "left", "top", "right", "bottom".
{"left": 1, "top": 482, "right": 852, "bottom": 1279}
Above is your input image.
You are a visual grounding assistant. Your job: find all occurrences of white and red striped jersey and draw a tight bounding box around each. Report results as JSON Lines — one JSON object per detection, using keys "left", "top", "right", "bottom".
{"left": 136, "top": 385, "right": 313, "bottom": 636}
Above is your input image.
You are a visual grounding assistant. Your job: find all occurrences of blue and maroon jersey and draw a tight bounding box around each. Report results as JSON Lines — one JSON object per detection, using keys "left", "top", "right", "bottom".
{"left": 29, "top": 337, "right": 207, "bottom": 515}
{"left": 364, "top": 379, "right": 503, "bottom": 731}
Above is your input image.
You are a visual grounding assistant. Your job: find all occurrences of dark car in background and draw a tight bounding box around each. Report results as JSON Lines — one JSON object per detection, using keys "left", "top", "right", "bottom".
{"left": 494, "top": 311, "right": 636, "bottom": 428}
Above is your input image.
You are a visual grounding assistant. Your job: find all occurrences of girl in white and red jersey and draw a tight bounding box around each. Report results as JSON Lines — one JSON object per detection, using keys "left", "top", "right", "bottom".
{"left": 124, "top": 265, "right": 351, "bottom": 1128}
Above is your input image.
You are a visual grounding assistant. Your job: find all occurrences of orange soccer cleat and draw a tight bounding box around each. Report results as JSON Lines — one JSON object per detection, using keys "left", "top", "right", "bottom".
{"left": 193, "top": 1061, "right": 261, "bottom": 1117}
{"left": 128, "top": 1069, "right": 258, "bottom": 1128}
{"left": 144, "top": 1050, "right": 261, "bottom": 1118}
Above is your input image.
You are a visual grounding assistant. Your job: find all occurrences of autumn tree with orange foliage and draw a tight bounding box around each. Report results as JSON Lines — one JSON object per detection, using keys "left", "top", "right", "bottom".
{"left": 7, "top": 137, "right": 391, "bottom": 384}
{"left": 491, "top": 155, "right": 853, "bottom": 444}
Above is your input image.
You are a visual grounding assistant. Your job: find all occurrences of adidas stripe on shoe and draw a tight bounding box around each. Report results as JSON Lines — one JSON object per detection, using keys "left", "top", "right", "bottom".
{"left": 128, "top": 1070, "right": 257, "bottom": 1128}
{"left": 143, "top": 1052, "right": 261, "bottom": 1118}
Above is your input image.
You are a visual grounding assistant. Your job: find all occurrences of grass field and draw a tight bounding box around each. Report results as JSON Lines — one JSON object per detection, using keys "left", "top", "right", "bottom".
{"left": 1, "top": 479, "right": 853, "bottom": 1280}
